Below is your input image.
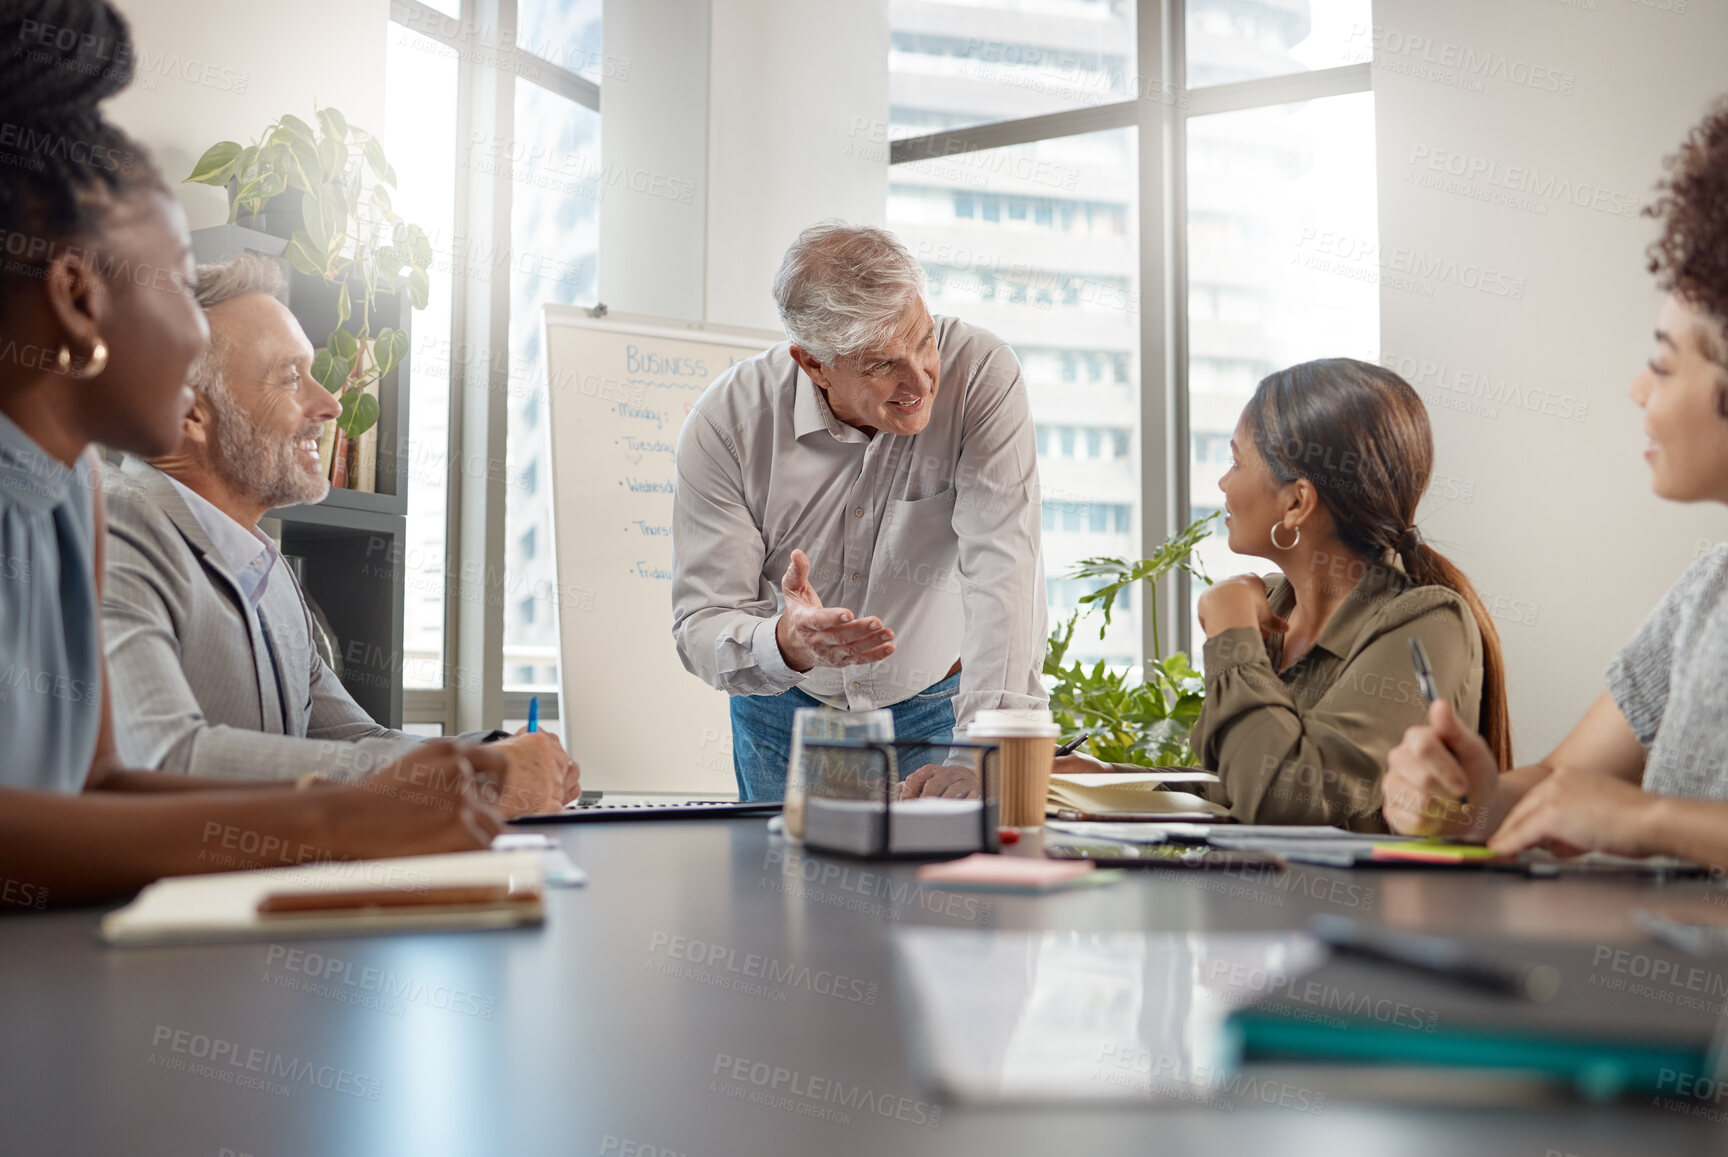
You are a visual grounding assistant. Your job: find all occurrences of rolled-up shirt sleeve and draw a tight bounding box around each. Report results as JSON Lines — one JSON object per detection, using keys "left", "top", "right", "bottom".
{"left": 951, "top": 346, "right": 1048, "bottom": 729}
{"left": 672, "top": 408, "right": 805, "bottom": 696}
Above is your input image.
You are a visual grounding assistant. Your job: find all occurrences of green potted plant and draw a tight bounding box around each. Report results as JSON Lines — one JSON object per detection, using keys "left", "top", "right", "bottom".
{"left": 1044, "top": 513, "right": 1218, "bottom": 766}
{"left": 185, "top": 106, "right": 432, "bottom": 483}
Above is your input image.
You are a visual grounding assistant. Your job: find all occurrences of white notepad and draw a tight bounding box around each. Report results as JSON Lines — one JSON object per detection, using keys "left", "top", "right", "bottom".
{"left": 1047, "top": 770, "right": 1225, "bottom": 818}
{"left": 101, "top": 850, "right": 547, "bottom": 947}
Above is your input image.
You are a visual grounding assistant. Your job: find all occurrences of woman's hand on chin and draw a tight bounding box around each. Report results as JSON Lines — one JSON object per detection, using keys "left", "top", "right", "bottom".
{"left": 1197, "top": 574, "right": 1286, "bottom": 640}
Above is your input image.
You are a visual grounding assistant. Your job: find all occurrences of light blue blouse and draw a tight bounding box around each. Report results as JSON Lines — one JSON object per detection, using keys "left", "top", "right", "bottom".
{"left": 0, "top": 409, "right": 101, "bottom": 793}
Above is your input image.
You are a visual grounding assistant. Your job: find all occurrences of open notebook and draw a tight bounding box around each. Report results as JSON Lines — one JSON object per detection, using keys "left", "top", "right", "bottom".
{"left": 1047, "top": 769, "right": 1226, "bottom": 820}
{"left": 101, "top": 850, "right": 546, "bottom": 947}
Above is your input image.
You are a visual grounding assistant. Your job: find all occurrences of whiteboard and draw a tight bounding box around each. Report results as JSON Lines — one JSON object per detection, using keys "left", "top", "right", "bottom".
{"left": 542, "top": 306, "right": 782, "bottom": 793}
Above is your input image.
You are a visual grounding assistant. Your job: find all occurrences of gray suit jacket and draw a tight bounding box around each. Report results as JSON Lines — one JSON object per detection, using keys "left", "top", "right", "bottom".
{"left": 100, "top": 458, "right": 422, "bottom": 781}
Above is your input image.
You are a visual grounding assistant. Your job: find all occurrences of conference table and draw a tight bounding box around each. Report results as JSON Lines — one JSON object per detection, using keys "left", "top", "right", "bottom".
{"left": 3, "top": 816, "right": 1725, "bottom": 1156}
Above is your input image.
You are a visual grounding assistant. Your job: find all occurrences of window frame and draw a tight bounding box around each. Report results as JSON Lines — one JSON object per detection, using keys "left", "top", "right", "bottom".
{"left": 389, "top": 0, "right": 599, "bottom": 732}
{"left": 887, "top": 0, "right": 1372, "bottom": 662}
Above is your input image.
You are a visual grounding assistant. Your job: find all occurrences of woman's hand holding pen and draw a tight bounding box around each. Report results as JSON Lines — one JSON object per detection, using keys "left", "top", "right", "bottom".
{"left": 1383, "top": 699, "right": 1501, "bottom": 839}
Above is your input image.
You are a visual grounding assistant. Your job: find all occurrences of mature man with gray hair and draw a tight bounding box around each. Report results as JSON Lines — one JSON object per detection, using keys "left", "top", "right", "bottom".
{"left": 100, "top": 254, "right": 576, "bottom": 814}
{"left": 672, "top": 222, "right": 1047, "bottom": 801}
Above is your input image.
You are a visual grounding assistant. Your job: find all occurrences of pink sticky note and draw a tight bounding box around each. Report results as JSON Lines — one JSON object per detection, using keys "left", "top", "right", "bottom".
{"left": 918, "top": 853, "right": 1096, "bottom": 893}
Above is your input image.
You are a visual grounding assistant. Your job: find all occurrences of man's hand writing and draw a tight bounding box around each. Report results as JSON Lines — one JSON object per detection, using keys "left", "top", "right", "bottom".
{"left": 775, "top": 549, "right": 896, "bottom": 672}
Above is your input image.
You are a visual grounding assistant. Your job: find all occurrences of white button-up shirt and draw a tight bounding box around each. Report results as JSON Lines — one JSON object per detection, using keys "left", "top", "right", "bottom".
{"left": 671, "top": 314, "right": 1048, "bottom": 729}
{"left": 163, "top": 475, "right": 281, "bottom": 608}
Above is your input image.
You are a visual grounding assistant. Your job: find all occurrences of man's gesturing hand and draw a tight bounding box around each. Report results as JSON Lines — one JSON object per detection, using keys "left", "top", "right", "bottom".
{"left": 775, "top": 549, "right": 896, "bottom": 672}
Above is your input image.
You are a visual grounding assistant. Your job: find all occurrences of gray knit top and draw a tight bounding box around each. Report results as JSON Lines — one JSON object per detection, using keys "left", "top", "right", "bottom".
{"left": 1606, "top": 546, "right": 1728, "bottom": 798}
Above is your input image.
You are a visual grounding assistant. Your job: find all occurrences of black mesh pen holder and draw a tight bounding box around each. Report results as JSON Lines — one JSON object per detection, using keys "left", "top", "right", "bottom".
{"left": 796, "top": 738, "right": 1001, "bottom": 860}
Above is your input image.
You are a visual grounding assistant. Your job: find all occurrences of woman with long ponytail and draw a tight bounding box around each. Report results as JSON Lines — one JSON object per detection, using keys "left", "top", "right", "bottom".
{"left": 1064, "top": 357, "right": 1511, "bottom": 830}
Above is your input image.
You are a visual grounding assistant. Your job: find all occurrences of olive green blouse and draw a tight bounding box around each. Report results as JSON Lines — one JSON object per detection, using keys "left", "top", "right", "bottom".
{"left": 1187, "top": 557, "right": 1484, "bottom": 832}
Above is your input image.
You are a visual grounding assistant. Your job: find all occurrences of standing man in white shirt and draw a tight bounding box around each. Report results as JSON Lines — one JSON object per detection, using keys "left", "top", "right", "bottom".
{"left": 672, "top": 222, "right": 1048, "bottom": 801}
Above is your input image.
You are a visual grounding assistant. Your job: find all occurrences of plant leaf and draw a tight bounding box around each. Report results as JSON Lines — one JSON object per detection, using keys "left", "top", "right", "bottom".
{"left": 408, "top": 267, "right": 430, "bottom": 310}
{"left": 330, "top": 327, "right": 358, "bottom": 362}
{"left": 186, "top": 141, "right": 242, "bottom": 185}
{"left": 328, "top": 354, "right": 352, "bottom": 392}
{"left": 282, "top": 234, "right": 322, "bottom": 278}
{"left": 285, "top": 136, "right": 322, "bottom": 193}
{"left": 236, "top": 144, "right": 262, "bottom": 184}
{"left": 337, "top": 282, "right": 351, "bottom": 331}
{"left": 316, "top": 106, "right": 349, "bottom": 143}
{"left": 317, "top": 183, "right": 349, "bottom": 260}
{"left": 277, "top": 113, "right": 317, "bottom": 144}
{"left": 373, "top": 327, "right": 397, "bottom": 378}
{"left": 340, "top": 390, "right": 380, "bottom": 439}
{"left": 405, "top": 224, "right": 433, "bottom": 268}
{"left": 388, "top": 328, "right": 411, "bottom": 374}
{"left": 299, "top": 191, "right": 328, "bottom": 253}
{"left": 362, "top": 137, "right": 397, "bottom": 186}
{"left": 310, "top": 349, "right": 340, "bottom": 393}
{"left": 316, "top": 134, "right": 344, "bottom": 181}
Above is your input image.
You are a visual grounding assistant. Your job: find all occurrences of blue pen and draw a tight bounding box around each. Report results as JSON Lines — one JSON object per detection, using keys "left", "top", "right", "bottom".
{"left": 526, "top": 696, "right": 540, "bottom": 734}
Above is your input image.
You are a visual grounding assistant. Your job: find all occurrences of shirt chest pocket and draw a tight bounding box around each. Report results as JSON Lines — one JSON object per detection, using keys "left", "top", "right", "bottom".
{"left": 874, "top": 488, "right": 961, "bottom": 596}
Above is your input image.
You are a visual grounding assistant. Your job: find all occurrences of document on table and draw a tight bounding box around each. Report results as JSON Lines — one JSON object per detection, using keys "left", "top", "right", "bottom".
{"left": 892, "top": 929, "right": 1325, "bottom": 1104}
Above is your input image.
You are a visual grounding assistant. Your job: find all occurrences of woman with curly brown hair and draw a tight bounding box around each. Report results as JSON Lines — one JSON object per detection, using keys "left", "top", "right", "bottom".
{"left": 1383, "top": 97, "right": 1728, "bottom": 866}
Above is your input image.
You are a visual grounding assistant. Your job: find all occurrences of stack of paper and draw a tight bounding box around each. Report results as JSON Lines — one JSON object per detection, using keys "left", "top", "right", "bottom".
{"left": 1047, "top": 770, "right": 1225, "bottom": 819}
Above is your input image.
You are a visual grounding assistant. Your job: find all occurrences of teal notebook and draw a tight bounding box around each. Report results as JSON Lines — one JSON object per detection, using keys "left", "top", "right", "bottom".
{"left": 1224, "top": 940, "right": 1724, "bottom": 1101}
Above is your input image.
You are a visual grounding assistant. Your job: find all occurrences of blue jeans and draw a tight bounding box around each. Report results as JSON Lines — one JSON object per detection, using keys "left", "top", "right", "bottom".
{"left": 730, "top": 672, "right": 960, "bottom": 802}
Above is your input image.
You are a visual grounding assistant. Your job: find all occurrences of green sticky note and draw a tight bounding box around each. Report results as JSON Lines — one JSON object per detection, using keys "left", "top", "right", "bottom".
{"left": 1371, "top": 840, "right": 1506, "bottom": 864}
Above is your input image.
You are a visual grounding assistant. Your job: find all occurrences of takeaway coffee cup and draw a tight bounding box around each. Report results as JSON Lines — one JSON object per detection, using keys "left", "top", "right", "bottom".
{"left": 967, "top": 709, "right": 1060, "bottom": 828}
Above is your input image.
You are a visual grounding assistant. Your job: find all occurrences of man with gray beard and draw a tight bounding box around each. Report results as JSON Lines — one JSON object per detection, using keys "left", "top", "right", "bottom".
{"left": 99, "top": 255, "right": 577, "bottom": 815}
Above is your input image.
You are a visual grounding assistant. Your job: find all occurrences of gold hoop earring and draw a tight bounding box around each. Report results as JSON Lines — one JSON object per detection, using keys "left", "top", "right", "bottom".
{"left": 1270, "top": 522, "right": 1301, "bottom": 550}
{"left": 54, "top": 345, "right": 73, "bottom": 375}
{"left": 74, "top": 338, "right": 109, "bottom": 380}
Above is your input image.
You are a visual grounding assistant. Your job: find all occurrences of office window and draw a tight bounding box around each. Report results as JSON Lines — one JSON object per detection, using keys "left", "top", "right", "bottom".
{"left": 891, "top": 0, "right": 1374, "bottom": 671}
{"left": 889, "top": 4, "right": 1137, "bottom": 141}
{"left": 1186, "top": 0, "right": 1370, "bottom": 86}
{"left": 516, "top": 0, "right": 604, "bottom": 83}
{"left": 385, "top": 23, "right": 459, "bottom": 692}
{"left": 1185, "top": 92, "right": 1378, "bottom": 638}
{"left": 388, "top": 1, "right": 604, "bottom": 729}
{"left": 504, "top": 78, "right": 600, "bottom": 695}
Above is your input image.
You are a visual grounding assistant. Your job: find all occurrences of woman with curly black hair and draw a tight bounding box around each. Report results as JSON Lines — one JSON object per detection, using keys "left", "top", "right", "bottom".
{"left": 0, "top": 0, "right": 507, "bottom": 905}
{"left": 1384, "top": 97, "right": 1728, "bottom": 864}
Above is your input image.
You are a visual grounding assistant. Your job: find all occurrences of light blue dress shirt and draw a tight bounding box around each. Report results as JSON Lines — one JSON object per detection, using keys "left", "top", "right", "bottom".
{"left": 0, "top": 409, "right": 102, "bottom": 793}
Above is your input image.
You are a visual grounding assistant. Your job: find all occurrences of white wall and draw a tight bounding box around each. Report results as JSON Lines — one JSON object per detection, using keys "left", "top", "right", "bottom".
{"left": 1375, "top": 0, "right": 1728, "bottom": 758}
{"left": 597, "top": 0, "right": 890, "bottom": 329}
{"left": 599, "top": 0, "right": 711, "bottom": 320}
{"left": 107, "top": 0, "right": 389, "bottom": 230}
{"left": 705, "top": 0, "right": 890, "bottom": 331}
